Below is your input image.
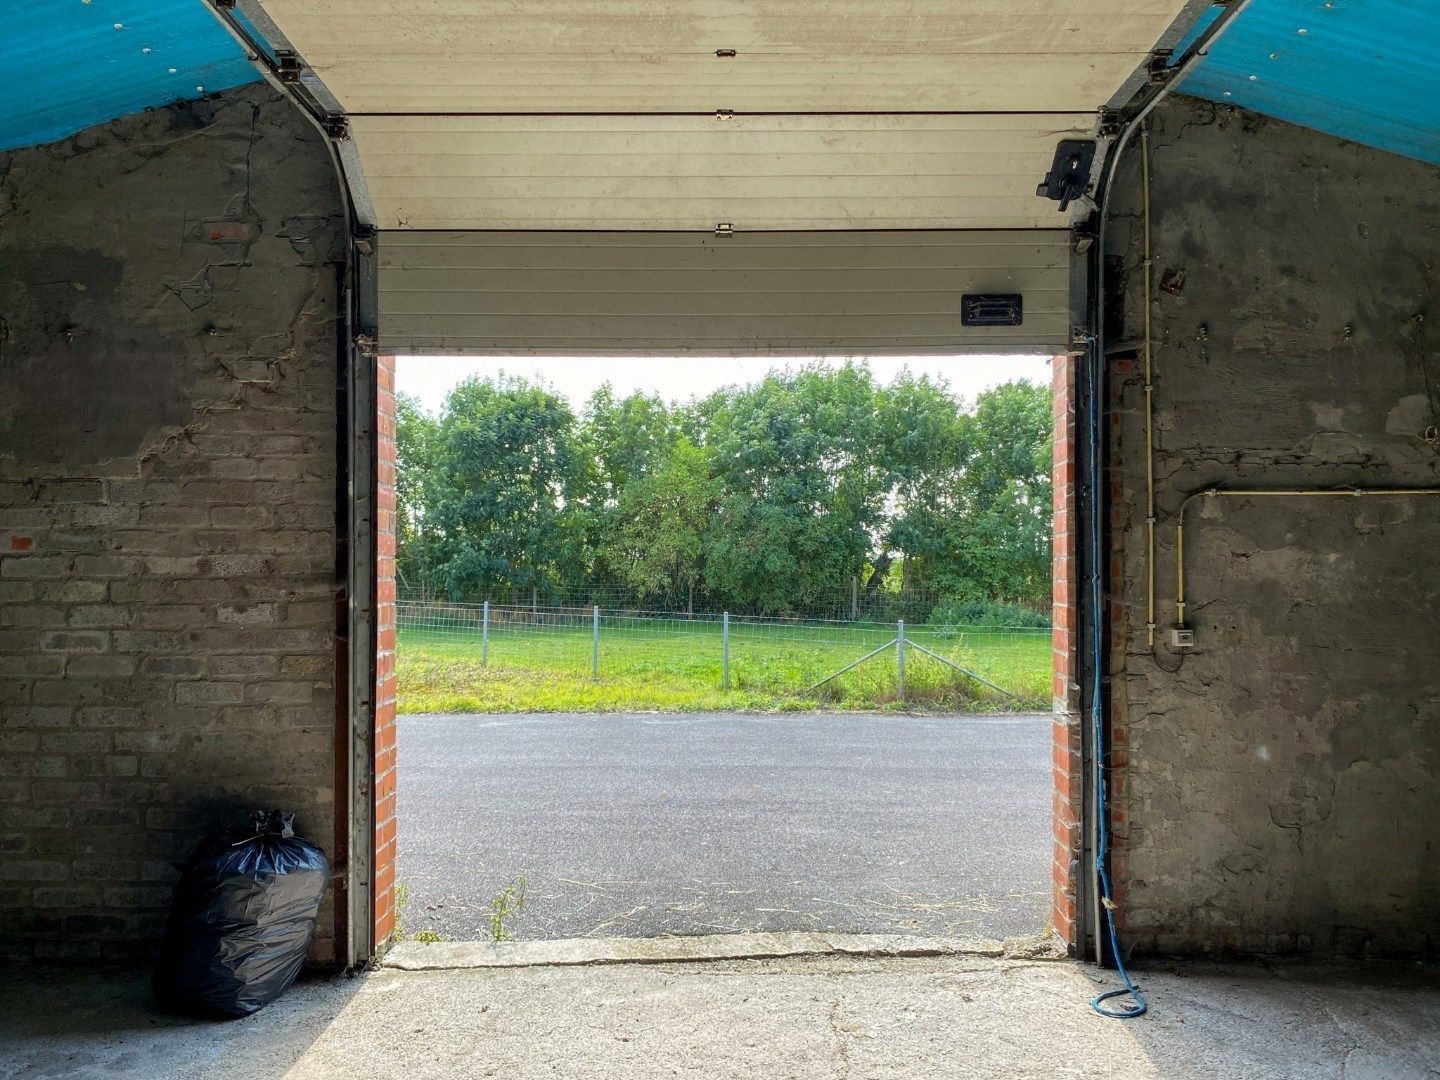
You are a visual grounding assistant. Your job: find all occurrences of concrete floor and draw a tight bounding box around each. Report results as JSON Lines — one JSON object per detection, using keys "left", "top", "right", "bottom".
{"left": 3, "top": 952, "right": 1437, "bottom": 1079}
{"left": 399, "top": 712, "right": 1050, "bottom": 940}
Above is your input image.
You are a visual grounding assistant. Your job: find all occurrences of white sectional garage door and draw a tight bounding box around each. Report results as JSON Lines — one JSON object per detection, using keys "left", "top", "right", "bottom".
{"left": 255, "top": 0, "right": 1188, "bottom": 354}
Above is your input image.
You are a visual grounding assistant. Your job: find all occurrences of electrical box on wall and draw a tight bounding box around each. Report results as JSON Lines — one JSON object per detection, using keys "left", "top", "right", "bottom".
{"left": 1169, "top": 626, "right": 1195, "bottom": 648}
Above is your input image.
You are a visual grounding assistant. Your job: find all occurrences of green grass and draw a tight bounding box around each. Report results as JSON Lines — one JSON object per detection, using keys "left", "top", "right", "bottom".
{"left": 397, "top": 618, "right": 1050, "bottom": 715}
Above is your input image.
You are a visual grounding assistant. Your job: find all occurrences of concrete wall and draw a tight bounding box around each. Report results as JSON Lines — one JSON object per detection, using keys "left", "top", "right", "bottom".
{"left": 1108, "top": 97, "right": 1440, "bottom": 957}
{"left": 0, "top": 86, "right": 346, "bottom": 961}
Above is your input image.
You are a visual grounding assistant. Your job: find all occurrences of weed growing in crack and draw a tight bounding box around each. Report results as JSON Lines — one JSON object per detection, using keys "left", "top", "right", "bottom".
{"left": 391, "top": 881, "right": 411, "bottom": 943}
{"left": 489, "top": 876, "right": 527, "bottom": 942}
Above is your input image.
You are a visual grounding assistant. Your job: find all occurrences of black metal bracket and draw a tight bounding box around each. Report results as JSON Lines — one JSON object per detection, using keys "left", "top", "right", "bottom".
{"left": 1147, "top": 49, "right": 1175, "bottom": 84}
{"left": 276, "top": 51, "right": 304, "bottom": 84}
{"left": 1036, "top": 139, "right": 1098, "bottom": 213}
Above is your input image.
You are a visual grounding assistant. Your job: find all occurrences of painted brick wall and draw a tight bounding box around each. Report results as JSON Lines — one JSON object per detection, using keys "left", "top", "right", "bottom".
{"left": 373, "top": 355, "right": 399, "bottom": 949}
{"left": 0, "top": 87, "right": 346, "bottom": 961}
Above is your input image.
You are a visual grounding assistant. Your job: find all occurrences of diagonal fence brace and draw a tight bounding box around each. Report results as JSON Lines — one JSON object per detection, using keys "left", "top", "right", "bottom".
{"left": 905, "top": 640, "right": 1016, "bottom": 700}
{"left": 805, "top": 638, "right": 897, "bottom": 693}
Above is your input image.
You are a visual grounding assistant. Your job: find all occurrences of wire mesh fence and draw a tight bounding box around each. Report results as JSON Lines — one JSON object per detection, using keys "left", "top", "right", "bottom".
{"left": 397, "top": 580, "right": 1051, "bottom": 626}
{"left": 397, "top": 598, "right": 1051, "bottom": 710}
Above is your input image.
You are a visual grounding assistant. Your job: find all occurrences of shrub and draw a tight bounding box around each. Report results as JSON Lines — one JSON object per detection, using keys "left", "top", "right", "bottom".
{"left": 928, "top": 597, "right": 1050, "bottom": 629}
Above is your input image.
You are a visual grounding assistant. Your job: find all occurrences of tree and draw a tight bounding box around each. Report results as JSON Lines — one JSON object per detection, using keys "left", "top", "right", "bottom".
{"left": 427, "top": 375, "right": 583, "bottom": 599}
{"left": 874, "top": 371, "right": 972, "bottom": 597}
{"left": 394, "top": 393, "right": 441, "bottom": 591}
{"left": 575, "top": 386, "right": 682, "bottom": 584}
{"left": 392, "top": 367, "right": 1052, "bottom": 615}
{"left": 699, "top": 364, "right": 888, "bottom": 613}
{"left": 578, "top": 385, "right": 679, "bottom": 503}
{"left": 942, "top": 380, "right": 1053, "bottom": 605}
{"left": 603, "top": 439, "right": 718, "bottom": 603}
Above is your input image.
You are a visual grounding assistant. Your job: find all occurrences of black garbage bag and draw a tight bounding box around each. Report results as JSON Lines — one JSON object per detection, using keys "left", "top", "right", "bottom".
{"left": 153, "top": 809, "right": 329, "bottom": 1019}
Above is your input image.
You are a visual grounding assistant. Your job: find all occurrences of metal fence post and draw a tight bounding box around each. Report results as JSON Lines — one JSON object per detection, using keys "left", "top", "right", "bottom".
{"left": 481, "top": 600, "right": 489, "bottom": 666}
{"left": 722, "top": 611, "right": 731, "bottom": 690}
{"left": 896, "top": 619, "right": 906, "bottom": 702}
{"left": 592, "top": 605, "right": 600, "bottom": 680}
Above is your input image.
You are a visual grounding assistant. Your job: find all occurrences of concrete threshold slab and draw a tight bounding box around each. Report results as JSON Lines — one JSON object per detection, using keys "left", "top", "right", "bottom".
{"left": 383, "top": 930, "right": 1063, "bottom": 971}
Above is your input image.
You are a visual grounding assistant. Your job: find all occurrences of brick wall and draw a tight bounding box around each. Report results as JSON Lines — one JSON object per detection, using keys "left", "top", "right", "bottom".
{"left": 0, "top": 87, "right": 346, "bottom": 961}
{"left": 1049, "top": 352, "right": 1082, "bottom": 950}
{"left": 373, "top": 355, "right": 399, "bottom": 949}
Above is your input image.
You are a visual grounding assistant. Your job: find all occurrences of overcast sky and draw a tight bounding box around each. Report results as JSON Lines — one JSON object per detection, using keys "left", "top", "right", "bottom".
{"left": 397, "top": 354, "right": 1053, "bottom": 414}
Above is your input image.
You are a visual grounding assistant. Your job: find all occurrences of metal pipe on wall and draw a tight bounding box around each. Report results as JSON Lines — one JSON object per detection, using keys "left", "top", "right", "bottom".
{"left": 1174, "top": 487, "right": 1440, "bottom": 629}
{"left": 1141, "top": 127, "right": 1157, "bottom": 650}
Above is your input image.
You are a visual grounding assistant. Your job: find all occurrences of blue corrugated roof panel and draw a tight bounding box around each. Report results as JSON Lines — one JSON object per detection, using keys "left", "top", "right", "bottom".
{"left": 0, "top": 0, "right": 262, "bottom": 152}
{"left": 1182, "top": 0, "right": 1440, "bottom": 165}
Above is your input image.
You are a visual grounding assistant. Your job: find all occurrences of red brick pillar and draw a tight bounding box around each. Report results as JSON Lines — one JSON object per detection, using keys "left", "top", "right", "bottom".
{"left": 373, "top": 354, "right": 399, "bottom": 948}
{"left": 1050, "top": 352, "right": 1082, "bottom": 951}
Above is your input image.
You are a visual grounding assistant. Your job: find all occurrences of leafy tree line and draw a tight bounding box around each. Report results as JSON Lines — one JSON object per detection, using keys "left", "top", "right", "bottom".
{"left": 396, "top": 364, "right": 1052, "bottom": 619}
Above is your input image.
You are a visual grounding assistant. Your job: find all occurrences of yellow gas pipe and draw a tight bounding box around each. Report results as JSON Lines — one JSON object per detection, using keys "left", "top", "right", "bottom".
{"left": 1141, "top": 127, "right": 1157, "bottom": 649}
{"left": 1174, "top": 487, "right": 1440, "bottom": 628}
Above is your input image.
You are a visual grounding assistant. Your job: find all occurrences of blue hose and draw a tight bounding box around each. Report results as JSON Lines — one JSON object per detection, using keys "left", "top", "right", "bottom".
{"left": 1085, "top": 333, "right": 1148, "bottom": 1021}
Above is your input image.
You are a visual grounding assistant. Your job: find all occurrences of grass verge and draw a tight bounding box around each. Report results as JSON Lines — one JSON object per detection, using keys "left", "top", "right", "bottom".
{"left": 397, "top": 623, "right": 1049, "bottom": 714}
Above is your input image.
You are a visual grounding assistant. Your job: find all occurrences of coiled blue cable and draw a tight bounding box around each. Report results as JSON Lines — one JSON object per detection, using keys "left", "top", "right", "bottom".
{"left": 1085, "top": 331, "right": 1147, "bottom": 1021}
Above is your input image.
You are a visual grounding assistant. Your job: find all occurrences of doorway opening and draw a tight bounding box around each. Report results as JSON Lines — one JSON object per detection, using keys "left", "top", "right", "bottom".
{"left": 373, "top": 351, "right": 1077, "bottom": 949}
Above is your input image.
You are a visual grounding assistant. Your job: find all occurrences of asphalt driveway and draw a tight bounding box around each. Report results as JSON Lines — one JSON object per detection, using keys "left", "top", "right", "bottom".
{"left": 397, "top": 711, "right": 1051, "bottom": 942}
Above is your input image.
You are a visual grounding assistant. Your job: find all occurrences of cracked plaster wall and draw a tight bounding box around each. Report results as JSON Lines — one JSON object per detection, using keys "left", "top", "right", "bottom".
{"left": 0, "top": 86, "right": 346, "bottom": 961}
{"left": 1107, "top": 97, "right": 1440, "bottom": 956}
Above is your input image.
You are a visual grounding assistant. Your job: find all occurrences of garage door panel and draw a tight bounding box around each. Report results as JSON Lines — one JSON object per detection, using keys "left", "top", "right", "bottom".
{"left": 378, "top": 175, "right": 1066, "bottom": 201}
{"left": 353, "top": 115, "right": 1091, "bottom": 231}
{"left": 377, "top": 200, "right": 1070, "bottom": 231}
{"left": 389, "top": 287, "right": 1070, "bottom": 319}
{"left": 380, "top": 230, "right": 1071, "bottom": 354}
{"left": 267, "top": 0, "right": 1182, "bottom": 52}
{"left": 301, "top": 56, "right": 1135, "bottom": 114}
{"left": 354, "top": 112, "right": 1089, "bottom": 147}
{"left": 383, "top": 231, "right": 1067, "bottom": 270}
{"left": 383, "top": 266, "right": 1067, "bottom": 295}
{"left": 260, "top": 0, "right": 1188, "bottom": 113}
{"left": 367, "top": 152, "right": 1054, "bottom": 182}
